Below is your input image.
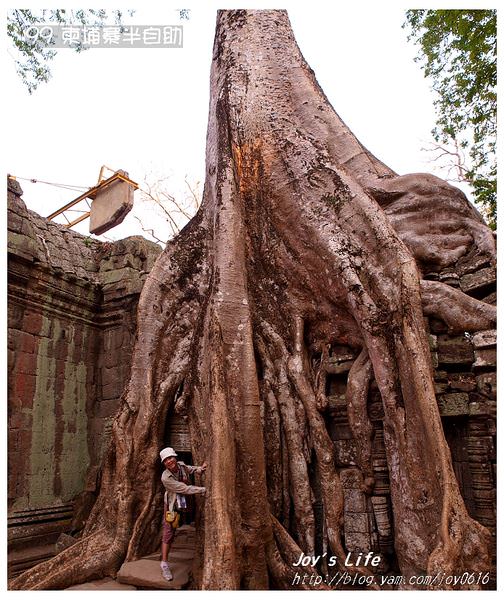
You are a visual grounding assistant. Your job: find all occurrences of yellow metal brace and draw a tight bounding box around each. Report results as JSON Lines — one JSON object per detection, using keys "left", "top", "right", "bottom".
{"left": 46, "top": 167, "right": 138, "bottom": 228}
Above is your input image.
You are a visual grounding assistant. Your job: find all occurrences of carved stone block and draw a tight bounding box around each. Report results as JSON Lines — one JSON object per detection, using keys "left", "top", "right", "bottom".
{"left": 476, "top": 372, "right": 496, "bottom": 399}
{"left": 439, "top": 271, "right": 459, "bottom": 286}
{"left": 371, "top": 497, "right": 392, "bottom": 538}
{"left": 460, "top": 267, "right": 496, "bottom": 294}
{"left": 368, "top": 402, "right": 384, "bottom": 422}
{"left": 329, "top": 345, "right": 357, "bottom": 362}
{"left": 472, "top": 330, "right": 496, "bottom": 349}
{"left": 334, "top": 440, "right": 357, "bottom": 467}
{"left": 481, "top": 291, "right": 496, "bottom": 305}
{"left": 468, "top": 400, "right": 494, "bottom": 417}
{"left": 342, "top": 489, "right": 367, "bottom": 513}
{"left": 326, "top": 360, "right": 354, "bottom": 374}
{"left": 455, "top": 250, "right": 491, "bottom": 276}
{"left": 345, "top": 512, "right": 370, "bottom": 534}
{"left": 438, "top": 393, "right": 469, "bottom": 416}
{"left": 437, "top": 334, "right": 474, "bottom": 365}
{"left": 427, "top": 334, "right": 438, "bottom": 351}
{"left": 447, "top": 373, "right": 476, "bottom": 392}
{"left": 344, "top": 532, "right": 371, "bottom": 553}
{"left": 473, "top": 348, "right": 496, "bottom": 370}
{"left": 340, "top": 468, "right": 362, "bottom": 490}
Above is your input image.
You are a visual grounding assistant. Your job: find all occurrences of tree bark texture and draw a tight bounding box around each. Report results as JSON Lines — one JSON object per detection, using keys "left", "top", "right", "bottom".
{"left": 11, "top": 9, "right": 495, "bottom": 590}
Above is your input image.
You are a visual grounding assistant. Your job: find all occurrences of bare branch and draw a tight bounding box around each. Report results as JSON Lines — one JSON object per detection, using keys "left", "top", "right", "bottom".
{"left": 133, "top": 216, "right": 166, "bottom": 245}
{"left": 185, "top": 176, "right": 202, "bottom": 211}
{"left": 138, "top": 182, "right": 181, "bottom": 234}
{"left": 136, "top": 172, "right": 202, "bottom": 243}
{"left": 421, "top": 139, "right": 470, "bottom": 183}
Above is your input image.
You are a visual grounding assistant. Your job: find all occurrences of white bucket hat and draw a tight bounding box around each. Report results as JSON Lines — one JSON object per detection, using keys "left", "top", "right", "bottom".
{"left": 160, "top": 447, "right": 178, "bottom": 462}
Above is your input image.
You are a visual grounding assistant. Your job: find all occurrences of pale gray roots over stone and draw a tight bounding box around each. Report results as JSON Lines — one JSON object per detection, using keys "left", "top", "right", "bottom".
{"left": 11, "top": 9, "right": 495, "bottom": 591}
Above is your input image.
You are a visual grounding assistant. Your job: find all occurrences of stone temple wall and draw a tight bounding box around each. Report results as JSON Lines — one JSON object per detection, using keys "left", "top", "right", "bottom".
{"left": 7, "top": 178, "right": 162, "bottom": 558}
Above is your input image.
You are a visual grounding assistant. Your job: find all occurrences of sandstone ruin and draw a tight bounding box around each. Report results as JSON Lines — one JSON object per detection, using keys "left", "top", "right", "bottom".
{"left": 8, "top": 9, "right": 496, "bottom": 591}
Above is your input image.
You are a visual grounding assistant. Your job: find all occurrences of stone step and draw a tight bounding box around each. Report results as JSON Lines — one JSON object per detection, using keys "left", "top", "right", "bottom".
{"left": 117, "top": 557, "right": 191, "bottom": 590}
{"left": 66, "top": 577, "right": 137, "bottom": 590}
{"left": 116, "top": 525, "right": 195, "bottom": 590}
{"left": 8, "top": 544, "right": 56, "bottom": 579}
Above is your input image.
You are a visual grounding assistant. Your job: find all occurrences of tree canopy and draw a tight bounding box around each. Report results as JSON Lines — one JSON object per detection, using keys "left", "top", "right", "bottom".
{"left": 404, "top": 10, "right": 497, "bottom": 228}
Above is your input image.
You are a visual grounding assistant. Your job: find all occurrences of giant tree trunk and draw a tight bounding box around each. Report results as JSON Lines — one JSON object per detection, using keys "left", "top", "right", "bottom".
{"left": 11, "top": 9, "right": 495, "bottom": 590}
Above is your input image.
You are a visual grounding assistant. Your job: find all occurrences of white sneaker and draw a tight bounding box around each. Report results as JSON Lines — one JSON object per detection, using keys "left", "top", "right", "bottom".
{"left": 161, "top": 563, "right": 173, "bottom": 581}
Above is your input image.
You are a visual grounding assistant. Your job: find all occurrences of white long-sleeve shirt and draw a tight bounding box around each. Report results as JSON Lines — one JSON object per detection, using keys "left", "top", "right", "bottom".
{"left": 161, "top": 462, "right": 206, "bottom": 510}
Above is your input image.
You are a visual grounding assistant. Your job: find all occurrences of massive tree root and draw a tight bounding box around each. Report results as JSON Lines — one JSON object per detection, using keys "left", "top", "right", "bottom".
{"left": 420, "top": 280, "right": 496, "bottom": 332}
{"left": 346, "top": 349, "right": 374, "bottom": 487}
{"left": 10, "top": 9, "right": 495, "bottom": 590}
